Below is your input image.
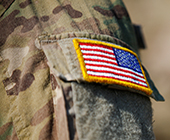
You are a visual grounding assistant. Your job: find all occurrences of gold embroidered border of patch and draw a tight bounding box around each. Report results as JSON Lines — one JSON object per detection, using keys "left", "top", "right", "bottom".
{"left": 73, "top": 38, "right": 152, "bottom": 95}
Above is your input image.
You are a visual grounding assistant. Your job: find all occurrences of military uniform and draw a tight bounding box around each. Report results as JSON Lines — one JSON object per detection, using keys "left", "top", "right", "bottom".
{"left": 0, "top": 0, "right": 164, "bottom": 140}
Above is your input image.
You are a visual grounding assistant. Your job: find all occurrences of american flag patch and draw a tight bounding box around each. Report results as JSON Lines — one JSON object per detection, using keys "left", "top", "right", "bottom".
{"left": 73, "top": 39, "right": 152, "bottom": 95}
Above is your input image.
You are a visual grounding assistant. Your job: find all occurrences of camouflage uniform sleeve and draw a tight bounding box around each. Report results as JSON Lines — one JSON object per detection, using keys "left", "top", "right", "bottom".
{"left": 0, "top": 0, "right": 164, "bottom": 140}
{"left": 0, "top": 0, "right": 70, "bottom": 139}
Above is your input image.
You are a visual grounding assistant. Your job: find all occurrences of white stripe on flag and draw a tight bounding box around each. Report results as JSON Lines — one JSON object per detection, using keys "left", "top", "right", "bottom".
{"left": 84, "top": 61, "right": 144, "bottom": 77}
{"left": 81, "top": 50, "right": 115, "bottom": 58}
{"left": 86, "top": 65, "right": 146, "bottom": 82}
{"left": 87, "top": 71, "right": 147, "bottom": 87}
{"left": 82, "top": 55, "right": 117, "bottom": 63}
{"left": 80, "top": 45, "right": 113, "bottom": 53}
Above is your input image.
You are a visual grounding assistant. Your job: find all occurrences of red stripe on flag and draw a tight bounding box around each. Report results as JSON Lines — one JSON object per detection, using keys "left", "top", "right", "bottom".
{"left": 84, "top": 58, "right": 118, "bottom": 66}
{"left": 86, "top": 68, "right": 146, "bottom": 84}
{"left": 80, "top": 48, "right": 114, "bottom": 55}
{"left": 85, "top": 63, "right": 144, "bottom": 79}
{"left": 88, "top": 73, "right": 148, "bottom": 88}
{"left": 82, "top": 53, "right": 116, "bottom": 61}
{"left": 79, "top": 43, "right": 113, "bottom": 50}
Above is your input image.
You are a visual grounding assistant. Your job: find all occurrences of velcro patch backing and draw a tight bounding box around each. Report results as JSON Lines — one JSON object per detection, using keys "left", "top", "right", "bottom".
{"left": 73, "top": 39, "right": 152, "bottom": 95}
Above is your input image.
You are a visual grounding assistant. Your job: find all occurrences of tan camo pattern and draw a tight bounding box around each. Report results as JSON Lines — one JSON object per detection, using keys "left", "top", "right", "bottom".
{"left": 0, "top": 0, "right": 143, "bottom": 139}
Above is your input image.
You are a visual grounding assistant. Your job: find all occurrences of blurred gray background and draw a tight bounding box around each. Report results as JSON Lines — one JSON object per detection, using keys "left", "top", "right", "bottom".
{"left": 124, "top": 0, "right": 170, "bottom": 139}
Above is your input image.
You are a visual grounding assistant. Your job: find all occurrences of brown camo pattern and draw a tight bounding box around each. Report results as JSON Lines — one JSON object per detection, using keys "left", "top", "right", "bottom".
{"left": 93, "top": 5, "right": 129, "bottom": 19}
{"left": 0, "top": 0, "right": 139, "bottom": 139}
{"left": 19, "top": 0, "right": 32, "bottom": 8}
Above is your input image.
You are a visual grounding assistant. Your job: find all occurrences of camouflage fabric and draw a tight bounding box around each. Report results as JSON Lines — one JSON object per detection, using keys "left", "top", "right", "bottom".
{"left": 0, "top": 0, "right": 164, "bottom": 140}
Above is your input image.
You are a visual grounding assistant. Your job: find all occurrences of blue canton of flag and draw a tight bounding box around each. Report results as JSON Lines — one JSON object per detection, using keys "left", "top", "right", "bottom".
{"left": 113, "top": 48, "right": 142, "bottom": 74}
